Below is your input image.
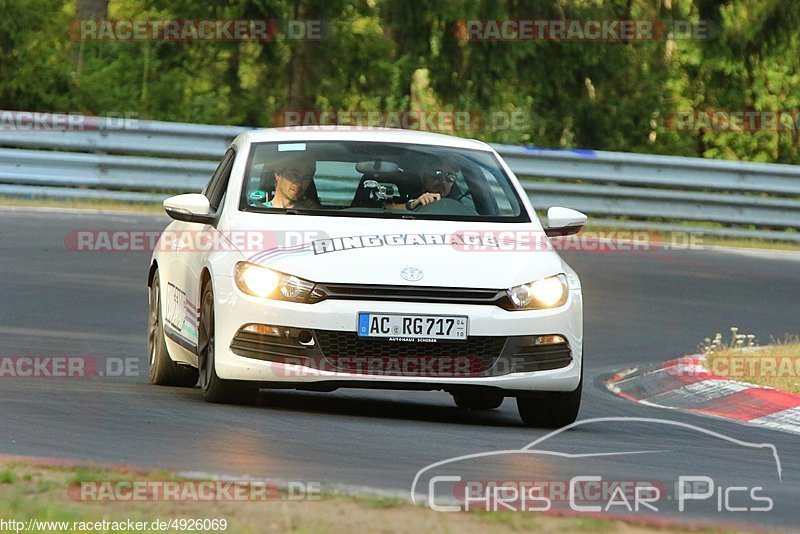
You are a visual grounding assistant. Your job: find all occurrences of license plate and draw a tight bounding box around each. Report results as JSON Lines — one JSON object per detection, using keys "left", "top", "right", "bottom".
{"left": 357, "top": 313, "right": 468, "bottom": 341}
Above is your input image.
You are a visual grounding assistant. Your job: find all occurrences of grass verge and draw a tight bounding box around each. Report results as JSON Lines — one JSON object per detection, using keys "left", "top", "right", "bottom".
{"left": 0, "top": 460, "right": 720, "bottom": 533}
{"left": 706, "top": 341, "right": 800, "bottom": 393}
{"left": 585, "top": 225, "right": 800, "bottom": 252}
{"left": 0, "top": 196, "right": 162, "bottom": 214}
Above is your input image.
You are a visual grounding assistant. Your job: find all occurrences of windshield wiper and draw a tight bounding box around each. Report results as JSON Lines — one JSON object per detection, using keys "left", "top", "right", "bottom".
{"left": 284, "top": 209, "right": 323, "bottom": 216}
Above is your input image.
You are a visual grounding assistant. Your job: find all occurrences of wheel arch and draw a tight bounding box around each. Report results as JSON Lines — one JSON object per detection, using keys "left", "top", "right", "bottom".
{"left": 147, "top": 260, "right": 158, "bottom": 287}
{"left": 200, "top": 267, "right": 213, "bottom": 294}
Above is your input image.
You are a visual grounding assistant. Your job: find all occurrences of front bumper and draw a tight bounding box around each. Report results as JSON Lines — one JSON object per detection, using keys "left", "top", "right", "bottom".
{"left": 213, "top": 275, "right": 583, "bottom": 392}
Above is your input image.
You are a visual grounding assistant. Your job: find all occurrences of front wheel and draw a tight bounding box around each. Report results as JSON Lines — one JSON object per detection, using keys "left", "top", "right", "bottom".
{"left": 148, "top": 270, "right": 199, "bottom": 387}
{"left": 198, "top": 282, "right": 257, "bottom": 404}
{"left": 516, "top": 380, "right": 582, "bottom": 428}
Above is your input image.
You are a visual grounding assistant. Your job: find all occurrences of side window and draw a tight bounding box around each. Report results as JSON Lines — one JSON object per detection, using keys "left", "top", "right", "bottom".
{"left": 314, "top": 161, "right": 363, "bottom": 206}
{"left": 451, "top": 170, "right": 476, "bottom": 209}
{"left": 482, "top": 167, "right": 517, "bottom": 215}
{"left": 203, "top": 149, "right": 236, "bottom": 212}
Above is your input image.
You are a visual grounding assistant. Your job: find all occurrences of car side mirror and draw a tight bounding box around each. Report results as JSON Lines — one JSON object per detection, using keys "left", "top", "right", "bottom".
{"left": 163, "top": 194, "right": 216, "bottom": 224}
{"left": 545, "top": 207, "right": 587, "bottom": 237}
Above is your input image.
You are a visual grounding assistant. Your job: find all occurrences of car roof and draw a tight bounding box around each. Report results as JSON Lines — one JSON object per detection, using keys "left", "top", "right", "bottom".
{"left": 235, "top": 127, "right": 494, "bottom": 151}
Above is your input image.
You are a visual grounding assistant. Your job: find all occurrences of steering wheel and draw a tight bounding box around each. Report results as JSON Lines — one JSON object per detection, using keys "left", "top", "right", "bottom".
{"left": 413, "top": 197, "right": 478, "bottom": 216}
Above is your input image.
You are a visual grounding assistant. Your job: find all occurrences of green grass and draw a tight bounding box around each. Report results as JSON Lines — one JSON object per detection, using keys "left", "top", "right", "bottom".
{"left": 0, "top": 196, "right": 162, "bottom": 213}
{"left": 707, "top": 341, "right": 800, "bottom": 393}
{"left": 0, "top": 461, "right": 716, "bottom": 533}
{"left": 586, "top": 224, "right": 800, "bottom": 252}
{"left": 358, "top": 495, "right": 406, "bottom": 509}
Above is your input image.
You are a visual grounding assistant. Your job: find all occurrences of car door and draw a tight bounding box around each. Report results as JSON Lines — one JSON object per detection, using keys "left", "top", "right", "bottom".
{"left": 163, "top": 149, "right": 236, "bottom": 351}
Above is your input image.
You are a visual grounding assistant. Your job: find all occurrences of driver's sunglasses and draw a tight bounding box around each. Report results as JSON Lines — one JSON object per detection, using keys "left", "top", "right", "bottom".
{"left": 430, "top": 169, "right": 457, "bottom": 183}
{"left": 281, "top": 170, "right": 313, "bottom": 183}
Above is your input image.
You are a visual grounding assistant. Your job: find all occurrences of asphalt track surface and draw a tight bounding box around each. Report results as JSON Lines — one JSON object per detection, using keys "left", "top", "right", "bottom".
{"left": 1, "top": 208, "right": 799, "bottom": 530}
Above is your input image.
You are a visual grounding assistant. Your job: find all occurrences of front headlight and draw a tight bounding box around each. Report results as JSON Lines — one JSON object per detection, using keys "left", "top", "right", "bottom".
{"left": 505, "top": 274, "right": 568, "bottom": 310}
{"left": 234, "top": 262, "right": 315, "bottom": 302}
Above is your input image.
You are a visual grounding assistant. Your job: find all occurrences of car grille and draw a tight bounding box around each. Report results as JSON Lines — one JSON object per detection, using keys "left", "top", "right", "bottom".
{"left": 311, "top": 283, "right": 506, "bottom": 306}
{"left": 314, "top": 330, "right": 506, "bottom": 377}
{"left": 230, "top": 327, "right": 573, "bottom": 377}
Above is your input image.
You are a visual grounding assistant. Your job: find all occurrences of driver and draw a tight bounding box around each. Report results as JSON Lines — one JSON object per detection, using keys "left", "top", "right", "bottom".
{"left": 404, "top": 156, "right": 460, "bottom": 210}
{"left": 264, "top": 158, "right": 320, "bottom": 209}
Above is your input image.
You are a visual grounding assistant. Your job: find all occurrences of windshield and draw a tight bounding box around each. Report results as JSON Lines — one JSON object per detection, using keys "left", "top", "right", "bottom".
{"left": 239, "top": 140, "right": 529, "bottom": 222}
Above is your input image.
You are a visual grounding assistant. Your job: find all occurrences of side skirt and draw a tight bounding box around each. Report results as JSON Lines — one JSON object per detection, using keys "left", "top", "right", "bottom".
{"left": 165, "top": 326, "right": 199, "bottom": 356}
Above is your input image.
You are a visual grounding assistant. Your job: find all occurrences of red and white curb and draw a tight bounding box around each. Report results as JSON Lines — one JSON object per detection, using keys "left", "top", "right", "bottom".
{"left": 606, "top": 355, "right": 800, "bottom": 435}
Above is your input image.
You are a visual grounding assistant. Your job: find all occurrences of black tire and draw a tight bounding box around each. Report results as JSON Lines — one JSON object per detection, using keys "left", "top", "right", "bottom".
{"left": 516, "top": 379, "right": 582, "bottom": 428}
{"left": 198, "top": 281, "right": 257, "bottom": 404}
{"left": 148, "top": 270, "right": 199, "bottom": 387}
{"left": 452, "top": 391, "right": 504, "bottom": 410}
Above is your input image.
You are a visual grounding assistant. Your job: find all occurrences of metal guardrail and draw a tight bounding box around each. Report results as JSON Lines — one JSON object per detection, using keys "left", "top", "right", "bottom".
{"left": 1, "top": 115, "right": 799, "bottom": 241}
{"left": 0, "top": 117, "right": 241, "bottom": 159}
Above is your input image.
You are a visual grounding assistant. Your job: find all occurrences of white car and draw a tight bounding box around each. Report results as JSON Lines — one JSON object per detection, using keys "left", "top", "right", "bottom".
{"left": 147, "top": 127, "right": 586, "bottom": 427}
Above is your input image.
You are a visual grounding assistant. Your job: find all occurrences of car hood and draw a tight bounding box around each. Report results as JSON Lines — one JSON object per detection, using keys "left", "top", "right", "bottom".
{"left": 224, "top": 212, "right": 564, "bottom": 289}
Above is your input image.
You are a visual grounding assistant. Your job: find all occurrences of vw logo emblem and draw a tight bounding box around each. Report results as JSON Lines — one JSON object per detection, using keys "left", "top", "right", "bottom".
{"left": 400, "top": 266, "right": 423, "bottom": 282}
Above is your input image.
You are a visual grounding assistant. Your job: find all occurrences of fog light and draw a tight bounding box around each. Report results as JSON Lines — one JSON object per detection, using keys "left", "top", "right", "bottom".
{"left": 535, "top": 335, "right": 566, "bottom": 345}
{"left": 243, "top": 324, "right": 283, "bottom": 337}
